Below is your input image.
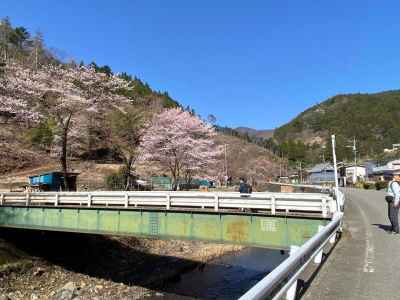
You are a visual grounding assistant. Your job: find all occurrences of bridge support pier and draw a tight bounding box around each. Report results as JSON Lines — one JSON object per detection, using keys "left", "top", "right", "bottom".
{"left": 286, "top": 245, "right": 300, "bottom": 300}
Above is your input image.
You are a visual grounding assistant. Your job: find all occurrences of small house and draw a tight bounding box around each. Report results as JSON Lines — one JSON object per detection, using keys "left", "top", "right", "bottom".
{"left": 308, "top": 163, "right": 337, "bottom": 184}
{"left": 345, "top": 165, "right": 366, "bottom": 184}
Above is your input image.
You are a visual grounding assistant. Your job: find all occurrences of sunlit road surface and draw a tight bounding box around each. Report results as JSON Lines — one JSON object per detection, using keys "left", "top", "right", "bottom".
{"left": 303, "top": 188, "right": 400, "bottom": 300}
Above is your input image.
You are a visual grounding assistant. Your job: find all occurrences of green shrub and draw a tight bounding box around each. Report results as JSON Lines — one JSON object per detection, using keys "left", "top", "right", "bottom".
{"left": 28, "top": 118, "right": 56, "bottom": 149}
{"left": 375, "top": 181, "right": 388, "bottom": 190}
{"left": 363, "top": 182, "right": 374, "bottom": 190}
{"left": 355, "top": 182, "right": 364, "bottom": 189}
{"left": 105, "top": 167, "right": 127, "bottom": 190}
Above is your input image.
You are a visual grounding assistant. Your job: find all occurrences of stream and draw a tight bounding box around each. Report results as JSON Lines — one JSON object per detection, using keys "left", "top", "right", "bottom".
{"left": 153, "top": 247, "right": 289, "bottom": 299}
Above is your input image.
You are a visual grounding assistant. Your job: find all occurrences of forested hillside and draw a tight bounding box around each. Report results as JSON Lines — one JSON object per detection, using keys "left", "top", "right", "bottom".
{"left": 274, "top": 91, "right": 400, "bottom": 160}
{"left": 0, "top": 17, "right": 279, "bottom": 187}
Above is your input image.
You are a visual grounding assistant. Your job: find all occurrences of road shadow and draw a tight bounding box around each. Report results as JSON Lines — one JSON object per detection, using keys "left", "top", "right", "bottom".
{"left": 372, "top": 223, "right": 392, "bottom": 232}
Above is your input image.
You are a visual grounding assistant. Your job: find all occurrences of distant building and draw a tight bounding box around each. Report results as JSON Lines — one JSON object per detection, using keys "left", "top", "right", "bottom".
{"left": 308, "top": 163, "right": 337, "bottom": 184}
{"left": 276, "top": 176, "right": 290, "bottom": 184}
{"left": 364, "top": 161, "right": 378, "bottom": 179}
{"left": 384, "top": 144, "right": 400, "bottom": 153}
{"left": 345, "top": 165, "right": 366, "bottom": 184}
{"left": 372, "top": 159, "right": 400, "bottom": 181}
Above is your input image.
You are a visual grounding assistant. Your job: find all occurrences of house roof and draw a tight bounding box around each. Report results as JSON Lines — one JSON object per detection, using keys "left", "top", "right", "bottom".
{"left": 344, "top": 164, "right": 366, "bottom": 169}
{"left": 372, "top": 159, "right": 400, "bottom": 174}
{"left": 372, "top": 166, "right": 400, "bottom": 174}
{"left": 308, "top": 163, "right": 334, "bottom": 173}
{"left": 28, "top": 171, "right": 80, "bottom": 178}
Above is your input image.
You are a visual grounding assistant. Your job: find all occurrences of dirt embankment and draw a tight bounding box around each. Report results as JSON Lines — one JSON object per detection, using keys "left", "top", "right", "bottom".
{"left": 0, "top": 229, "right": 243, "bottom": 300}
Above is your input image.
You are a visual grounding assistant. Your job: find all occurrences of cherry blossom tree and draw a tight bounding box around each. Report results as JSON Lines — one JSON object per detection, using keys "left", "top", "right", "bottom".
{"left": 1, "top": 61, "right": 131, "bottom": 189}
{"left": 140, "top": 108, "right": 222, "bottom": 190}
{"left": 0, "top": 63, "right": 40, "bottom": 122}
{"left": 0, "top": 95, "right": 39, "bottom": 122}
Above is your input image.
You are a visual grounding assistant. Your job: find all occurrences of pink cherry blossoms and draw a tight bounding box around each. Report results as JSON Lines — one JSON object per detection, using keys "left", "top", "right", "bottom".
{"left": 0, "top": 61, "right": 132, "bottom": 188}
{"left": 140, "top": 108, "right": 223, "bottom": 189}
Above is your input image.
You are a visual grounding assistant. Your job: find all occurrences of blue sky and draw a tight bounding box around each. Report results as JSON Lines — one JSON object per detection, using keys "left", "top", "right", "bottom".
{"left": 2, "top": 1, "right": 400, "bottom": 129}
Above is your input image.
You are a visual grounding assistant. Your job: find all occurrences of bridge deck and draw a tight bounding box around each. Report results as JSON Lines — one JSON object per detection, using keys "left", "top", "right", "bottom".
{"left": 302, "top": 189, "right": 398, "bottom": 300}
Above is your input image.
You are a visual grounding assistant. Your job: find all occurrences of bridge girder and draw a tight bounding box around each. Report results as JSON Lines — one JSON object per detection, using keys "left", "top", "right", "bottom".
{"left": 0, "top": 206, "right": 327, "bottom": 249}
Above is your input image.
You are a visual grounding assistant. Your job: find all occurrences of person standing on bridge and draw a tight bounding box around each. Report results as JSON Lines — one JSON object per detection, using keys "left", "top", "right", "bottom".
{"left": 386, "top": 171, "right": 400, "bottom": 234}
{"left": 239, "top": 178, "right": 248, "bottom": 194}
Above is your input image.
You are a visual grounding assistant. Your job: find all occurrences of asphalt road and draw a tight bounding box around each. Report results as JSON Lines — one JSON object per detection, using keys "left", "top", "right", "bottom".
{"left": 302, "top": 188, "right": 400, "bottom": 300}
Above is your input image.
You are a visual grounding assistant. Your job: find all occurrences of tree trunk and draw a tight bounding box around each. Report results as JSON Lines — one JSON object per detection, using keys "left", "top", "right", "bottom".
{"left": 172, "top": 176, "right": 177, "bottom": 191}
{"left": 125, "top": 156, "right": 133, "bottom": 191}
{"left": 60, "top": 115, "right": 72, "bottom": 191}
{"left": 171, "top": 168, "right": 178, "bottom": 191}
{"left": 60, "top": 127, "right": 69, "bottom": 191}
{"left": 172, "top": 166, "right": 180, "bottom": 191}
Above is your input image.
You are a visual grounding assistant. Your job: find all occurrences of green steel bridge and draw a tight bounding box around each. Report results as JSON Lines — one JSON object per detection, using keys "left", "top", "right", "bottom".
{"left": 0, "top": 190, "right": 337, "bottom": 249}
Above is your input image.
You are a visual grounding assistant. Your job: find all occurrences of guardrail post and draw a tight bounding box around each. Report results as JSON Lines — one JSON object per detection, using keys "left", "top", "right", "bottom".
{"left": 0, "top": 193, "right": 4, "bottom": 205}
{"left": 54, "top": 194, "right": 59, "bottom": 206}
{"left": 88, "top": 193, "right": 92, "bottom": 207}
{"left": 322, "top": 198, "right": 327, "bottom": 218}
{"left": 314, "top": 225, "right": 325, "bottom": 264}
{"left": 25, "top": 193, "right": 30, "bottom": 206}
{"left": 330, "top": 232, "right": 337, "bottom": 244}
{"left": 286, "top": 245, "right": 300, "bottom": 300}
{"left": 214, "top": 193, "right": 219, "bottom": 211}
{"left": 125, "top": 193, "right": 129, "bottom": 208}
{"left": 271, "top": 196, "right": 276, "bottom": 215}
{"left": 166, "top": 193, "right": 171, "bottom": 210}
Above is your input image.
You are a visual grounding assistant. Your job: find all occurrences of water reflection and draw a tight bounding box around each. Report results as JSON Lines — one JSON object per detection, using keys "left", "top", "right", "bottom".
{"left": 159, "top": 247, "right": 288, "bottom": 300}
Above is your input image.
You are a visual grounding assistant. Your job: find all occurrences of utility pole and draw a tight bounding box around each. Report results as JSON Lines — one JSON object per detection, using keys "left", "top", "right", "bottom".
{"left": 331, "top": 135, "right": 340, "bottom": 201}
{"left": 297, "top": 161, "right": 303, "bottom": 183}
{"left": 224, "top": 144, "right": 228, "bottom": 186}
{"left": 285, "top": 157, "right": 288, "bottom": 177}
{"left": 346, "top": 137, "right": 357, "bottom": 183}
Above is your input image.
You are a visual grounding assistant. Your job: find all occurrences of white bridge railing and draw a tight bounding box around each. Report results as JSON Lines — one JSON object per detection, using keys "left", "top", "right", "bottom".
{"left": 0, "top": 191, "right": 337, "bottom": 217}
{"left": 240, "top": 189, "right": 344, "bottom": 300}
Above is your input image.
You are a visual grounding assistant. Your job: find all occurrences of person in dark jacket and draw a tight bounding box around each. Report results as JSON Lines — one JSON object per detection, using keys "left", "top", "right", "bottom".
{"left": 239, "top": 178, "right": 248, "bottom": 193}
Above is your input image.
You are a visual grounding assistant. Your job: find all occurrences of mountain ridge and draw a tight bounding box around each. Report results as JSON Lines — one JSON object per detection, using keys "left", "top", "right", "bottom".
{"left": 234, "top": 127, "right": 274, "bottom": 139}
{"left": 273, "top": 90, "right": 400, "bottom": 157}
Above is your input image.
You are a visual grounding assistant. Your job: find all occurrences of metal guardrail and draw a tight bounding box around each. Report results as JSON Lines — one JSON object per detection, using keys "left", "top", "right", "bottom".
{"left": 0, "top": 191, "right": 337, "bottom": 218}
{"left": 239, "top": 189, "right": 344, "bottom": 300}
{"left": 268, "top": 182, "right": 332, "bottom": 191}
